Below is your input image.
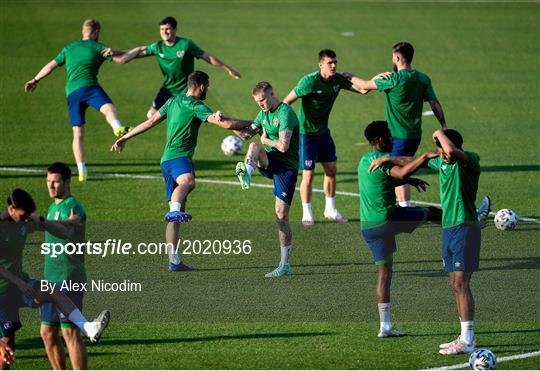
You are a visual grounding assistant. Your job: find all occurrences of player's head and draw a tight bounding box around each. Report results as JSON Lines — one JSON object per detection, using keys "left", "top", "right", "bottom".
{"left": 47, "top": 162, "right": 72, "bottom": 199}
{"left": 392, "top": 42, "right": 414, "bottom": 71}
{"left": 364, "top": 120, "right": 393, "bottom": 152}
{"left": 435, "top": 129, "right": 464, "bottom": 163}
{"left": 6, "top": 189, "right": 35, "bottom": 222}
{"left": 252, "top": 81, "right": 278, "bottom": 112}
{"left": 82, "top": 19, "right": 101, "bottom": 40}
{"left": 318, "top": 49, "right": 338, "bottom": 78}
{"left": 159, "top": 16, "right": 178, "bottom": 42}
{"left": 187, "top": 71, "right": 210, "bottom": 100}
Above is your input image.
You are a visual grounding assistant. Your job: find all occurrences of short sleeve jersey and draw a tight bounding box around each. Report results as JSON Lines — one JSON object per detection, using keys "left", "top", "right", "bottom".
{"left": 158, "top": 95, "right": 213, "bottom": 163}
{"left": 293, "top": 72, "right": 353, "bottom": 135}
{"left": 44, "top": 196, "right": 87, "bottom": 283}
{"left": 54, "top": 40, "right": 112, "bottom": 96}
{"left": 428, "top": 151, "right": 480, "bottom": 228}
{"left": 357, "top": 151, "right": 397, "bottom": 230}
{"left": 374, "top": 69, "right": 437, "bottom": 139}
{"left": 145, "top": 37, "right": 205, "bottom": 96}
{"left": 0, "top": 211, "right": 36, "bottom": 295}
{"left": 252, "top": 103, "right": 300, "bottom": 170}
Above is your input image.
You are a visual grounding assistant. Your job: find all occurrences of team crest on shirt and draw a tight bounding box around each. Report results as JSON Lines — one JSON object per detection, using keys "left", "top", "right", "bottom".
{"left": 304, "top": 160, "right": 313, "bottom": 168}
{"left": 159, "top": 53, "right": 164, "bottom": 58}
{"left": 272, "top": 118, "right": 280, "bottom": 127}
{"left": 333, "top": 84, "right": 340, "bottom": 92}
{"left": 316, "top": 90, "right": 323, "bottom": 94}
{"left": 176, "top": 50, "right": 185, "bottom": 58}
{"left": 54, "top": 211, "right": 60, "bottom": 220}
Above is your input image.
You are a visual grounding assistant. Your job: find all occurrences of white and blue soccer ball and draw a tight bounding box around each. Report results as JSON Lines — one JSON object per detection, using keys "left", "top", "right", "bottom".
{"left": 493, "top": 208, "right": 518, "bottom": 230}
{"left": 221, "top": 135, "right": 243, "bottom": 156}
{"left": 469, "top": 348, "right": 497, "bottom": 370}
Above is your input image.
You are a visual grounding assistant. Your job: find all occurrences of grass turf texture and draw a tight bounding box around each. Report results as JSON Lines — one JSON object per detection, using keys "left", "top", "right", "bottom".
{"left": 1, "top": 0, "right": 539, "bottom": 369}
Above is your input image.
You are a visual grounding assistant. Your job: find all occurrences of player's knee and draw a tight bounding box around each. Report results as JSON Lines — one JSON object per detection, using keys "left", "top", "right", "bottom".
{"left": 451, "top": 277, "right": 469, "bottom": 293}
{"left": 61, "top": 328, "right": 81, "bottom": 345}
{"left": 40, "top": 325, "right": 58, "bottom": 344}
{"left": 302, "top": 171, "right": 314, "bottom": 184}
{"left": 324, "top": 166, "right": 337, "bottom": 178}
{"left": 248, "top": 142, "right": 261, "bottom": 152}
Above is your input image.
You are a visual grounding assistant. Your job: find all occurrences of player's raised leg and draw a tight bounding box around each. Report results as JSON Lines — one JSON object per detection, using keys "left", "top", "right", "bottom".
{"left": 322, "top": 161, "right": 348, "bottom": 223}
{"left": 236, "top": 142, "right": 268, "bottom": 190}
{"left": 99, "top": 103, "right": 131, "bottom": 137}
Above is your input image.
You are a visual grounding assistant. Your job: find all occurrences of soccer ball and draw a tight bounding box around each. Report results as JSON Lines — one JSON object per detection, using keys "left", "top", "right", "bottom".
{"left": 469, "top": 349, "right": 497, "bottom": 370}
{"left": 493, "top": 208, "right": 518, "bottom": 230}
{"left": 221, "top": 135, "right": 243, "bottom": 156}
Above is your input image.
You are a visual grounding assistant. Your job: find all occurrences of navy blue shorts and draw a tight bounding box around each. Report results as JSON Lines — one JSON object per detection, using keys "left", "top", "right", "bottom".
{"left": 0, "top": 278, "right": 40, "bottom": 337}
{"left": 299, "top": 130, "right": 337, "bottom": 170}
{"left": 258, "top": 153, "right": 298, "bottom": 205}
{"left": 161, "top": 157, "right": 194, "bottom": 201}
{"left": 390, "top": 137, "right": 421, "bottom": 157}
{"left": 67, "top": 85, "right": 113, "bottom": 126}
{"left": 152, "top": 87, "right": 174, "bottom": 110}
{"left": 442, "top": 224, "right": 481, "bottom": 272}
{"left": 40, "top": 285, "right": 84, "bottom": 327}
{"left": 361, "top": 207, "right": 427, "bottom": 264}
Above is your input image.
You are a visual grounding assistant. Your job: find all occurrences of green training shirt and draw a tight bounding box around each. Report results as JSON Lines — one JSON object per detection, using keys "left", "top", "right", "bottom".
{"left": 0, "top": 211, "right": 36, "bottom": 295}
{"left": 44, "top": 196, "right": 87, "bottom": 283}
{"left": 293, "top": 71, "right": 352, "bottom": 135}
{"left": 54, "top": 39, "right": 112, "bottom": 96}
{"left": 252, "top": 103, "right": 300, "bottom": 170}
{"left": 158, "top": 95, "right": 213, "bottom": 163}
{"left": 374, "top": 69, "right": 437, "bottom": 139}
{"left": 146, "top": 37, "right": 205, "bottom": 96}
{"left": 357, "top": 150, "right": 397, "bottom": 230}
{"left": 428, "top": 151, "right": 480, "bottom": 228}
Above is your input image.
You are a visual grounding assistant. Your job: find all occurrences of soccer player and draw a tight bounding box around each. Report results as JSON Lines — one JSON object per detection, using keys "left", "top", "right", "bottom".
{"left": 235, "top": 81, "right": 300, "bottom": 277}
{"left": 24, "top": 19, "right": 139, "bottom": 182}
{"left": 36, "top": 162, "right": 88, "bottom": 369}
{"left": 358, "top": 121, "right": 442, "bottom": 337}
{"left": 283, "top": 49, "right": 367, "bottom": 226}
{"left": 344, "top": 42, "right": 446, "bottom": 207}
{"left": 111, "top": 71, "right": 251, "bottom": 271}
{"left": 429, "top": 129, "right": 485, "bottom": 355}
{"left": 118, "top": 16, "right": 241, "bottom": 118}
{"left": 0, "top": 189, "right": 109, "bottom": 369}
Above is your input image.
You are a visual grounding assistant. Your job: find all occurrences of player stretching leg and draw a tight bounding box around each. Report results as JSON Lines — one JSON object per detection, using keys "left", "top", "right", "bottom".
{"left": 112, "top": 71, "right": 250, "bottom": 271}
{"left": 235, "top": 82, "right": 299, "bottom": 277}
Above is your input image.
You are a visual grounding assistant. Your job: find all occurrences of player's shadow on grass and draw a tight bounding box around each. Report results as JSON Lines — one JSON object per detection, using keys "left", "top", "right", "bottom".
{"left": 98, "top": 331, "right": 335, "bottom": 347}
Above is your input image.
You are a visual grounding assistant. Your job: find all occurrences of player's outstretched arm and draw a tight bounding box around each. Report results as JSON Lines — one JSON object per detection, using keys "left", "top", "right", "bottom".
{"left": 207, "top": 111, "right": 252, "bottom": 131}
{"left": 283, "top": 90, "right": 298, "bottom": 105}
{"left": 234, "top": 124, "right": 262, "bottom": 141}
{"left": 28, "top": 209, "right": 82, "bottom": 240}
{"left": 0, "top": 339, "right": 15, "bottom": 366}
{"left": 110, "top": 46, "right": 148, "bottom": 64}
{"left": 390, "top": 151, "right": 438, "bottom": 179}
{"left": 429, "top": 100, "right": 447, "bottom": 129}
{"left": 24, "top": 60, "right": 59, "bottom": 92}
{"left": 342, "top": 72, "right": 379, "bottom": 93}
{"left": 202, "top": 53, "right": 241, "bottom": 79}
{"left": 432, "top": 129, "right": 468, "bottom": 163}
{"left": 260, "top": 128, "right": 292, "bottom": 153}
{"left": 0, "top": 267, "right": 40, "bottom": 303}
{"left": 111, "top": 111, "right": 166, "bottom": 152}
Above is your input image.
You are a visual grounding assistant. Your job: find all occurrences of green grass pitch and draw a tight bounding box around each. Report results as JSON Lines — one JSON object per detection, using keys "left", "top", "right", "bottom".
{"left": 1, "top": 0, "right": 539, "bottom": 369}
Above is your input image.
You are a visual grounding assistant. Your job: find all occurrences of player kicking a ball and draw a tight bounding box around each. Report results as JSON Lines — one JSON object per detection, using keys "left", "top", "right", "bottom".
{"left": 235, "top": 82, "right": 300, "bottom": 278}
{"left": 358, "top": 121, "right": 442, "bottom": 337}
{"left": 111, "top": 71, "right": 251, "bottom": 271}
{"left": 24, "top": 19, "right": 140, "bottom": 182}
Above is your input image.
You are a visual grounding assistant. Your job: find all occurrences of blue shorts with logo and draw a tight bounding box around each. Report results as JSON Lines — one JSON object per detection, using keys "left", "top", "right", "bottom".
{"left": 67, "top": 85, "right": 113, "bottom": 126}
{"left": 258, "top": 152, "right": 298, "bottom": 205}
{"left": 0, "top": 277, "right": 40, "bottom": 337}
{"left": 299, "top": 130, "right": 337, "bottom": 170}
{"left": 40, "top": 285, "right": 84, "bottom": 328}
{"left": 361, "top": 207, "right": 427, "bottom": 264}
{"left": 442, "top": 223, "right": 481, "bottom": 272}
{"left": 161, "top": 157, "right": 194, "bottom": 201}
{"left": 390, "top": 137, "right": 421, "bottom": 157}
{"left": 152, "top": 87, "right": 174, "bottom": 110}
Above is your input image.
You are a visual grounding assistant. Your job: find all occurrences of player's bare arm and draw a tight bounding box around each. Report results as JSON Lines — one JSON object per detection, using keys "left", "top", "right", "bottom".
{"left": 24, "top": 60, "right": 59, "bottom": 92}
{"left": 111, "top": 111, "right": 166, "bottom": 152}
{"left": 368, "top": 156, "right": 415, "bottom": 173}
{"left": 389, "top": 151, "right": 437, "bottom": 179}
{"left": 406, "top": 177, "right": 430, "bottom": 192}
{"left": 342, "top": 72, "right": 379, "bottom": 92}
{"left": 110, "top": 46, "right": 147, "bottom": 64}
{"left": 0, "top": 267, "right": 40, "bottom": 303}
{"left": 207, "top": 112, "right": 251, "bottom": 130}
{"left": 432, "top": 129, "right": 469, "bottom": 163}
{"left": 201, "top": 52, "right": 241, "bottom": 79}
{"left": 234, "top": 124, "right": 262, "bottom": 140}
{"left": 283, "top": 90, "right": 298, "bottom": 105}
{"left": 28, "top": 214, "right": 75, "bottom": 240}
{"left": 261, "top": 129, "right": 293, "bottom": 153}
{"left": 429, "top": 100, "right": 447, "bottom": 129}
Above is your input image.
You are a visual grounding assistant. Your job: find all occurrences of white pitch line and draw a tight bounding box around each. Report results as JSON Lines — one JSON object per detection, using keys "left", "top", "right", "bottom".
{"left": 426, "top": 349, "right": 540, "bottom": 370}
{"left": 1, "top": 166, "right": 539, "bottom": 223}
